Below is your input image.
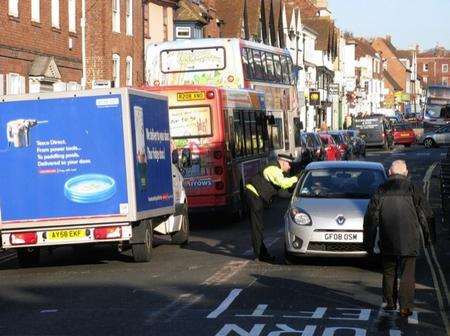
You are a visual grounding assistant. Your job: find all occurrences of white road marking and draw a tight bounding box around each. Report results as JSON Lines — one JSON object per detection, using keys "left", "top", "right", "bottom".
{"left": 389, "top": 330, "right": 402, "bottom": 336}
{"left": 236, "top": 304, "right": 274, "bottom": 318}
{"left": 202, "top": 260, "right": 249, "bottom": 286}
{"left": 416, "top": 152, "right": 431, "bottom": 156}
{"left": 408, "top": 311, "right": 419, "bottom": 325}
{"left": 207, "top": 288, "right": 243, "bottom": 319}
{"left": 40, "top": 309, "right": 58, "bottom": 313}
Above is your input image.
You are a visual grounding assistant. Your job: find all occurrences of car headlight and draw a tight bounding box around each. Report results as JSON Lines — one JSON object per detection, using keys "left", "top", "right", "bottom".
{"left": 289, "top": 208, "right": 312, "bottom": 226}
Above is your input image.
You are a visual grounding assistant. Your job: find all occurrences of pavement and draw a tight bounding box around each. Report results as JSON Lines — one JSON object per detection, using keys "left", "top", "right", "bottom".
{"left": 0, "top": 145, "right": 449, "bottom": 336}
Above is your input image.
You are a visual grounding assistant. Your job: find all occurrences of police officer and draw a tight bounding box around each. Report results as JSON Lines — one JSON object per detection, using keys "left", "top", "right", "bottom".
{"left": 245, "top": 153, "right": 298, "bottom": 262}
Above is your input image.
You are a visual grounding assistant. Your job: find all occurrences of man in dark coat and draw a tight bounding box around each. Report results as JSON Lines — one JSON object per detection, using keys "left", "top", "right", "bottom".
{"left": 364, "top": 160, "right": 433, "bottom": 317}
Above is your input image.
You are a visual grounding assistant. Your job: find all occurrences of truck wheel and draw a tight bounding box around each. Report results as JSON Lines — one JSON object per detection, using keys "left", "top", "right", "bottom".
{"left": 171, "top": 205, "right": 189, "bottom": 246}
{"left": 17, "top": 247, "right": 40, "bottom": 267}
{"left": 132, "top": 221, "right": 153, "bottom": 262}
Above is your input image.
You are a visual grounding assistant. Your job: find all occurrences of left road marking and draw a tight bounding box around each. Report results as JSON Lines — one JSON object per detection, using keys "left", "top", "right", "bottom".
{"left": 207, "top": 288, "right": 243, "bottom": 319}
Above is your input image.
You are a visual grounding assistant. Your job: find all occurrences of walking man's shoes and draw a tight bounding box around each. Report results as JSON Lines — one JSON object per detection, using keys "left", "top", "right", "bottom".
{"left": 399, "top": 308, "right": 413, "bottom": 317}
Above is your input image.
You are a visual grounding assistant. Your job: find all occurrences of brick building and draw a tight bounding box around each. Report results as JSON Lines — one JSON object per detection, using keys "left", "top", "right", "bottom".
{"left": 85, "top": 0, "right": 144, "bottom": 89}
{"left": 0, "top": 0, "right": 82, "bottom": 95}
{"left": 0, "top": 0, "right": 145, "bottom": 95}
{"left": 417, "top": 45, "right": 450, "bottom": 87}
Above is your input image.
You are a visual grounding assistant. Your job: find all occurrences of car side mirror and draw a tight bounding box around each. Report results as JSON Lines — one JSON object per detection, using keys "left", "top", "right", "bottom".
{"left": 181, "top": 148, "right": 192, "bottom": 168}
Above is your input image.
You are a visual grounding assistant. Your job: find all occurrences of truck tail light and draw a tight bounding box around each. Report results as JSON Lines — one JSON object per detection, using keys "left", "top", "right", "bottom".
{"left": 10, "top": 232, "right": 37, "bottom": 245}
{"left": 206, "top": 91, "right": 215, "bottom": 99}
{"left": 215, "top": 181, "right": 225, "bottom": 190}
{"left": 213, "top": 150, "right": 223, "bottom": 160}
{"left": 94, "top": 226, "right": 122, "bottom": 240}
{"left": 214, "top": 166, "right": 224, "bottom": 175}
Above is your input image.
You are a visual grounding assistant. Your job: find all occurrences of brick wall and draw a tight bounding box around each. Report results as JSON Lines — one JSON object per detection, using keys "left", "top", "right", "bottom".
{"left": 418, "top": 55, "right": 450, "bottom": 87}
{"left": 85, "top": 0, "right": 144, "bottom": 88}
{"left": 0, "top": 0, "right": 82, "bottom": 92}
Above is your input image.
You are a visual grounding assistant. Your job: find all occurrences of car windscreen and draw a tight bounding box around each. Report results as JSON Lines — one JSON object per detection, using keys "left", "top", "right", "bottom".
{"left": 330, "top": 134, "right": 343, "bottom": 144}
{"left": 297, "top": 168, "right": 385, "bottom": 199}
{"left": 425, "top": 104, "right": 444, "bottom": 118}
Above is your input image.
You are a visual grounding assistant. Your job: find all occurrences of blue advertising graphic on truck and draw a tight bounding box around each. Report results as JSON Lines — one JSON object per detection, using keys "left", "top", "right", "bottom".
{"left": 0, "top": 95, "right": 128, "bottom": 222}
{"left": 128, "top": 94, "right": 174, "bottom": 212}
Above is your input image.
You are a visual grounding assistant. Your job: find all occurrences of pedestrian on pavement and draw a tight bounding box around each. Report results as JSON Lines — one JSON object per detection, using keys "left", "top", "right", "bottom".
{"left": 245, "top": 153, "right": 298, "bottom": 263}
{"left": 364, "top": 160, "right": 433, "bottom": 317}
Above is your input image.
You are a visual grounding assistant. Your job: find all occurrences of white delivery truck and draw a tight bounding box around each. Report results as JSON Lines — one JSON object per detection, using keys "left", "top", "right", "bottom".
{"left": 0, "top": 88, "right": 189, "bottom": 266}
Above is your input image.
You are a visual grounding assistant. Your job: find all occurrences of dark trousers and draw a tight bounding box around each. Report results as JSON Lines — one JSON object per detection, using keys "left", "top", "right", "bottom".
{"left": 245, "top": 190, "right": 269, "bottom": 259}
{"left": 382, "top": 255, "right": 416, "bottom": 310}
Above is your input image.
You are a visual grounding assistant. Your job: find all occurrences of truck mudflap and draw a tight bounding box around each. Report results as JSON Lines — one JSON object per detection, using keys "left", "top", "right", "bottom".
{"left": 1, "top": 223, "right": 132, "bottom": 249}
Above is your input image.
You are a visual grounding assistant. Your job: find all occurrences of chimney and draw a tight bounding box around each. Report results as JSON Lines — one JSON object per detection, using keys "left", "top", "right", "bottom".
{"left": 386, "top": 35, "right": 391, "bottom": 43}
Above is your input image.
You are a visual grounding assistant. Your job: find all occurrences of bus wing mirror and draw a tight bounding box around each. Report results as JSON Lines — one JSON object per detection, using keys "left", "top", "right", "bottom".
{"left": 267, "top": 115, "right": 276, "bottom": 125}
{"left": 181, "top": 148, "right": 192, "bottom": 168}
{"left": 171, "top": 149, "right": 179, "bottom": 165}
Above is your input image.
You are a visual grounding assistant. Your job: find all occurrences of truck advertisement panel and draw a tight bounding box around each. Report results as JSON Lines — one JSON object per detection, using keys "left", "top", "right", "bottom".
{"left": 0, "top": 94, "right": 128, "bottom": 222}
{"left": 129, "top": 94, "right": 173, "bottom": 212}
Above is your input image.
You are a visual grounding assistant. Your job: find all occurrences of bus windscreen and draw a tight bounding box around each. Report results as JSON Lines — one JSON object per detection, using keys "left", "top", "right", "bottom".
{"left": 169, "top": 106, "right": 212, "bottom": 138}
{"left": 161, "top": 47, "right": 226, "bottom": 73}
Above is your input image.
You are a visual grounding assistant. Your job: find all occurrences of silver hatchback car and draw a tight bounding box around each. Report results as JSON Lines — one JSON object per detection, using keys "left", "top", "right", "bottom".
{"left": 420, "top": 124, "right": 450, "bottom": 148}
{"left": 284, "top": 161, "right": 387, "bottom": 259}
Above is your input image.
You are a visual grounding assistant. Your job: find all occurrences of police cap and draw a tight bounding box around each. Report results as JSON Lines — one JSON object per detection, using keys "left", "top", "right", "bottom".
{"left": 277, "top": 152, "right": 295, "bottom": 163}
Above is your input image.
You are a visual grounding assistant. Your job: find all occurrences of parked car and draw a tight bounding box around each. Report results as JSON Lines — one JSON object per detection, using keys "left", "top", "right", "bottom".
{"left": 392, "top": 123, "right": 416, "bottom": 147}
{"left": 353, "top": 115, "right": 394, "bottom": 150}
{"left": 329, "top": 131, "right": 352, "bottom": 160}
{"left": 419, "top": 124, "right": 450, "bottom": 148}
{"left": 318, "top": 133, "right": 341, "bottom": 161}
{"left": 344, "top": 130, "right": 366, "bottom": 157}
{"left": 303, "top": 132, "right": 326, "bottom": 161}
{"left": 284, "top": 161, "right": 387, "bottom": 259}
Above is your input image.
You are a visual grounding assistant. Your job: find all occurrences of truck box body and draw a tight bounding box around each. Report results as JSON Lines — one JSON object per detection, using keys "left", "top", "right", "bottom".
{"left": 0, "top": 88, "right": 174, "bottom": 248}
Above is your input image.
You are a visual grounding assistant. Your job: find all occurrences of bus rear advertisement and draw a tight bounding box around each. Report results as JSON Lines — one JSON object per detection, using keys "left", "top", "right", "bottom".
{"left": 142, "top": 85, "right": 270, "bottom": 219}
{"left": 423, "top": 85, "right": 450, "bottom": 130}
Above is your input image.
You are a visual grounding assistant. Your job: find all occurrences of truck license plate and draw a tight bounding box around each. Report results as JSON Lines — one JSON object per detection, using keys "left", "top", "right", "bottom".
{"left": 322, "top": 232, "right": 362, "bottom": 242}
{"left": 47, "top": 229, "right": 86, "bottom": 241}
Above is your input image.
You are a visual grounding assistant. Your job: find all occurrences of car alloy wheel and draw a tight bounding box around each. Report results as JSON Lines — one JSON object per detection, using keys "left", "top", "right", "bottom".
{"left": 424, "top": 138, "right": 434, "bottom": 148}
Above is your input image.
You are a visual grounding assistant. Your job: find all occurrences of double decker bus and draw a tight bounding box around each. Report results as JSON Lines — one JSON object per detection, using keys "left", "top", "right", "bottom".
{"left": 142, "top": 85, "right": 270, "bottom": 218}
{"left": 423, "top": 85, "right": 450, "bottom": 130}
{"left": 146, "top": 38, "right": 303, "bottom": 161}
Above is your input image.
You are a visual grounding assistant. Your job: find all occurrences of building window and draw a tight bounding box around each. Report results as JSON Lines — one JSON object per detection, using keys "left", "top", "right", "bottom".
{"left": 423, "top": 63, "right": 428, "bottom": 72}
{"left": 423, "top": 77, "right": 428, "bottom": 84}
{"left": 126, "top": 0, "right": 132, "bottom": 36}
{"left": 0, "top": 74, "right": 4, "bottom": 95}
{"left": 7, "top": 73, "right": 25, "bottom": 95}
{"left": 112, "top": 54, "right": 120, "bottom": 88}
{"left": 68, "top": 0, "right": 76, "bottom": 32}
{"left": 443, "top": 64, "right": 449, "bottom": 73}
{"left": 51, "top": 0, "right": 60, "bottom": 28}
{"left": 443, "top": 77, "right": 449, "bottom": 86}
{"left": 31, "top": 0, "right": 40, "bottom": 22}
{"left": 112, "top": 0, "right": 120, "bottom": 33}
{"left": 176, "top": 27, "right": 191, "bottom": 39}
{"left": 126, "top": 56, "right": 133, "bottom": 86}
{"left": 9, "top": 0, "right": 19, "bottom": 17}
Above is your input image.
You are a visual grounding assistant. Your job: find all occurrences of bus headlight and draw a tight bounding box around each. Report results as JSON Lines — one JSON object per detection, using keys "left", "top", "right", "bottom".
{"left": 289, "top": 208, "right": 312, "bottom": 226}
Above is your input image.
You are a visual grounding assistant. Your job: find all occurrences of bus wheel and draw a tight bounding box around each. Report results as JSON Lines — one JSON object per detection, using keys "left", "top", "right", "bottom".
{"left": 171, "top": 204, "right": 189, "bottom": 246}
{"left": 17, "top": 247, "right": 40, "bottom": 267}
{"left": 132, "top": 220, "right": 153, "bottom": 262}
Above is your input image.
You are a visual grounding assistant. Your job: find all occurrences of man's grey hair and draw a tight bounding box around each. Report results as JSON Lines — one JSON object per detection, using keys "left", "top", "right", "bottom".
{"left": 389, "top": 160, "right": 408, "bottom": 176}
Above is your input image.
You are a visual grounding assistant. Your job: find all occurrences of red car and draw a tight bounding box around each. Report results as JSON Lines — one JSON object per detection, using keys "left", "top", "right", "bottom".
{"left": 393, "top": 123, "right": 416, "bottom": 147}
{"left": 319, "top": 133, "right": 341, "bottom": 161}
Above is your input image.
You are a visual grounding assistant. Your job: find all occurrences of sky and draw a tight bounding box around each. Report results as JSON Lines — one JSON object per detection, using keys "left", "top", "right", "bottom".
{"left": 328, "top": 0, "right": 450, "bottom": 51}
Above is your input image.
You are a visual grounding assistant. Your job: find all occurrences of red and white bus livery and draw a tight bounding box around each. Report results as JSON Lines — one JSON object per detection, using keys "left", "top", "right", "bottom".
{"left": 142, "top": 85, "right": 270, "bottom": 217}
{"left": 146, "top": 38, "right": 303, "bottom": 161}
